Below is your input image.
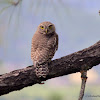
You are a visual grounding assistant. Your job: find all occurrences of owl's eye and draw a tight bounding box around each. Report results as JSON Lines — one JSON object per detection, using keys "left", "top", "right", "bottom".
{"left": 40, "top": 26, "right": 44, "bottom": 29}
{"left": 49, "top": 25, "right": 52, "bottom": 29}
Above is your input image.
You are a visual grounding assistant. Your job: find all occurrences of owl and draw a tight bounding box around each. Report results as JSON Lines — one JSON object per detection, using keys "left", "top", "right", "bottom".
{"left": 31, "top": 21, "right": 58, "bottom": 78}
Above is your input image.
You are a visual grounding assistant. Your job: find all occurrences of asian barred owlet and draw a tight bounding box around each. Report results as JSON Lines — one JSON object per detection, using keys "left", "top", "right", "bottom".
{"left": 31, "top": 21, "right": 58, "bottom": 78}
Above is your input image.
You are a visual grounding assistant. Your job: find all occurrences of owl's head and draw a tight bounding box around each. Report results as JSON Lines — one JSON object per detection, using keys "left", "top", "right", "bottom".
{"left": 37, "top": 21, "right": 56, "bottom": 35}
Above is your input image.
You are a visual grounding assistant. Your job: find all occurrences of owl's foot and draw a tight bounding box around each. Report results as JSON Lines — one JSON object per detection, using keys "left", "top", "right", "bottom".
{"left": 37, "top": 76, "right": 47, "bottom": 84}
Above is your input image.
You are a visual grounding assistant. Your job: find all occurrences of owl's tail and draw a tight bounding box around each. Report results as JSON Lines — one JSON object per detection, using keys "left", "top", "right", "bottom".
{"left": 34, "top": 62, "right": 49, "bottom": 78}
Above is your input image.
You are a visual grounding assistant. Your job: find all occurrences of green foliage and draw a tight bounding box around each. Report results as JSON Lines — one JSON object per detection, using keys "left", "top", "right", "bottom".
{"left": 48, "top": 92, "right": 63, "bottom": 100}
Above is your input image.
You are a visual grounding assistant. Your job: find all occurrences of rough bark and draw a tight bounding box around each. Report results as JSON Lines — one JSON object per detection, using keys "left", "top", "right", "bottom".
{"left": 0, "top": 41, "right": 100, "bottom": 96}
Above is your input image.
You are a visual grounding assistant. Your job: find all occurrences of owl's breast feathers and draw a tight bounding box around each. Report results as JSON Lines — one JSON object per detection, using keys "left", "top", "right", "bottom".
{"left": 31, "top": 32, "right": 58, "bottom": 64}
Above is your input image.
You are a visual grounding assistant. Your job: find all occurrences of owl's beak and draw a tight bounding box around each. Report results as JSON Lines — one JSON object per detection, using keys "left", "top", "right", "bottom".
{"left": 45, "top": 29, "right": 48, "bottom": 33}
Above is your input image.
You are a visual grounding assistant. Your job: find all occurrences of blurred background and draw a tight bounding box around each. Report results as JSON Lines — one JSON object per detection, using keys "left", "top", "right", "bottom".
{"left": 0, "top": 0, "right": 100, "bottom": 100}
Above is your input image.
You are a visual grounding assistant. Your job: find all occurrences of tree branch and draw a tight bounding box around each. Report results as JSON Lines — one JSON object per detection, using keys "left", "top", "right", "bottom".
{"left": 0, "top": 41, "right": 100, "bottom": 96}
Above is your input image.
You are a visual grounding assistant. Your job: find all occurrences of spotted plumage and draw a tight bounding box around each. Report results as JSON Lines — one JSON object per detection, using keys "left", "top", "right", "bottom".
{"left": 31, "top": 21, "right": 58, "bottom": 78}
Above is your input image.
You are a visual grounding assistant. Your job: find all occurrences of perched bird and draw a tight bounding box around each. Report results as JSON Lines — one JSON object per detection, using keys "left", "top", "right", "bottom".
{"left": 31, "top": 21, "right": 58, "bottom": 78}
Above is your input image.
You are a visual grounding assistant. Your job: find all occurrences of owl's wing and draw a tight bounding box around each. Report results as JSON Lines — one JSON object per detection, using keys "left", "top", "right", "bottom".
{"left": 55, "top": 34, "right": 58, "bottom": 51}
{"left": 45, "top": 33, "right": 58, "bottom": 61}
{"left": 47, "top": 33, "right": 58, "bottom": 51}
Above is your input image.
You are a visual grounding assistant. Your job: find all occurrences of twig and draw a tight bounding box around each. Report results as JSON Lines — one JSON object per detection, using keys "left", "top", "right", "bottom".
{"left": 78, "top": 71, "right": 87, "bottom": 100}
{"left": 11, "top": 0, "right": 22, "bottom": 6}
